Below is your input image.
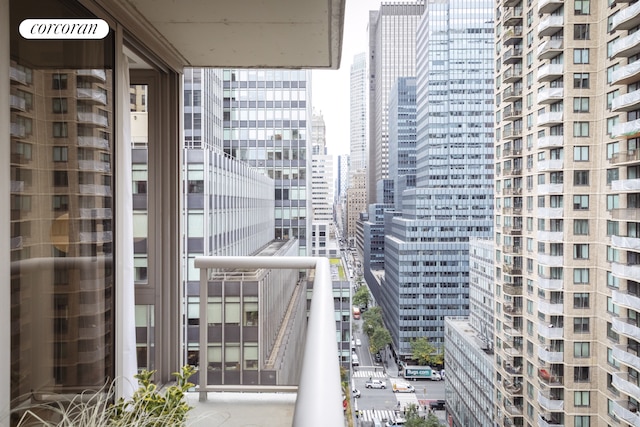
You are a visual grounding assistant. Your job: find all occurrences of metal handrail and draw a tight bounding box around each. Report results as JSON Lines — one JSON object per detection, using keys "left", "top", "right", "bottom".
{"left": 193, "top": 256, "right": 344, "bottom": 427}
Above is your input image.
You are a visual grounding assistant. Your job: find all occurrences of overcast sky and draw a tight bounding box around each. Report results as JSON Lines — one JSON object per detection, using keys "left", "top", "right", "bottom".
{"left": 312, "top": 0, "right": 383, "bottom": 156}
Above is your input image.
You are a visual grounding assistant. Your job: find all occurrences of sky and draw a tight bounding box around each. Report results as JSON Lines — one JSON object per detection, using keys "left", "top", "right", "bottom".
{"left": 312, "top": 0, "right": 383, "bottom": 156}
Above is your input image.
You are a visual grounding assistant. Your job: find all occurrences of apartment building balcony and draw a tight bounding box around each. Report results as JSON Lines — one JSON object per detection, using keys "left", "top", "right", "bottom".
{"left": 503, "top": 360, "right": 523, "bottom": 376}
{"left": 503, "top": 8, "right": 523, "bottom": 26}
{"left": 537, "top": 112, "right": 563, "bottom": 127}
{"left": 79, "top": 231, "right": 113, "bottom": 243}
{"left": 503, "top": 47, "right": 524, "bottom": 64}
{"left": 537, "top": 64, "right": 564, "bottom": 82}
{"left": 79, "top": 184, "right": 112, "bottom": 196}
{"left": 612, "top": 261, "right": 640, "bottom": 281}
{"left": 77, "top": 69, "right": 108, "bottom": 81}
{"left": 504, "top": 323, "right": 524, "bottom": 341}
{"left": 538, "top": 183, "right": 563, "bottom": 195}
{"left": 612, "top": 344, "right": 640, "bottom": 372}
{"left": 613, "top": 372, "right": 640, "bottom": 401}
{"left": 537, "top": 207, "right": 563, "bottom": 219}
{"left": 10, "top": 122, "right": 26, "bottom": 138}
{"left": 503, "top": 400, "right": 524, "bottom": 416}
{"left": 613, "top": 60, "right": 640, "bottom": 86}
{"left": 10, "top": 94, "right": 26, "bottom": 111}
{"left": 613, "top": 118, "right": 640, "bottom": 139}
{"left": 503, "top": 27, "right": 524, "bottom": 45}
{"left": 504, "top": 66, "right": 523, "bottom": 83}
{"left": 538, "top": 297, "right": 563, "bottom": 315}
{"left": 538, "top": 322, "right": 564, "bottom": 339}
{"left": 503, "top": 0, "right": 521, "bottom": 7}
{"left": 77, "top": 88, "right": 108, "bottom": 105}
{"left": 190, "top": 256, "right": 345, "bottom": 427}
{"left": 503, "top": 127, "right": 523, "bottom": 139}
{"left": 538, "top": 87, "right": 563, "bottom": 104}
{"left": 504, "top": 283, "right": 523, "bottom": 296}
{"left": 613, "top": 30, "right": 640, "bottom": 59}
{"left": 612, "top": 234, "right": 640, "bottom": 252}
{"left": 536, "top": 135, "right": 563, "bottom": 149}
{"left": 537, "top": 159, "right": 563, "bottom": 171}
{"left": 502, "top": 378, "right": 523, "bottom": 396}
{"left": 504, "top": 303, "right": 523, "bottom": 316}
{"left": 538, "top": 275, "right": 563, "bottom": 291}
{"left": 610, "top": 149, "right": 640, "bottom": 165}
{"left": 504, "top": 107, "right": 523, "bottom": 120}
{"left": 613, "top": 89, "right": 640, "bottom": 112}
{"left": 503, "top": 186, "right": 523, "bottom": 195}
{"left": 79, "top": 208, "right": 112, "bottom": 220}
{"left": 612, "top": 178, "right": 640, "bottom": 192}
{"left": 504, "top": 226, "right": 523, "bottom": 235}
{"left": 537, "top": 414, "right": 564, "bottom": 427}
{"left": 537, "top": 15, "right": 563, "bottom": 37}
{"left": 77, "top": 111, "right": 109, "bottom": 127}
{"left": 78, "top": 136, "right": 110, "bottom": 150}
{"left": 503, "top": 205, "right": 523, "bottom": 215}
{"left": 9, "top": 65, "right": 27, "bottom": 85}
{"left": 537, "top": 231, "right": 563, "bottom": 243}
{"left": 612, "top": 400, "right": 640, "bottom": 427}
{"left": 507, "top": 168, "right": 523, "bottom": 177}
{"left": 536, "top": 39, "right": 563, "bottom": 60}
{"left": 538, "top": 367, "right": 563, "bottom": 384}
{"left": 612, "top": 317, "right": 640, "bottom": 342}
{"left": 612, "top": 0, "right": 640, "bottom": 31}
{"left": 613, "top": 289, "right": 640, "bottom": 312}
{"left": 610, "top": 208, "right": 640, "bottom": 221}
{"left": 503, "top": 148, "right": 524, "bottom": 159}
{"left": 538, "top": 390, "right": 564, "bottom": 412}
{"left": 537, "top": 253, "right": 564, "bottom": 267}
{"left": 504, "top": 245, "right": 523, "bottom": 255}
{"left": 78, "top": 160, "right": 111, "bottom": 173}
{"left": 537, "top": 0, "right": 563, "bottom": 14}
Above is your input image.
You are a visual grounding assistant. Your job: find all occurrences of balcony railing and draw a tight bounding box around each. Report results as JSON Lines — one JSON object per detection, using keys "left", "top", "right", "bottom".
{"left": 536, "top": 231, "right": 563, "bottom": 242}
{"left": 612, "top": 317, "right": 640, "bottom": 342}
{"left": 537, "top": 207, "right": 563, "bottom": 219}
{"left": 612, "top": 262, "right": 640, "bottom": 281}
{"left": 613, "top": 30, "right": 640, "bottom": 59}
{"left": 538, "top": 183, "right": 563, "bottom": 195}
{"left": 538, "top": 298, "right": 564, "bottom": 315}
{"left": 612, "top": 289, "right": 640, "bottom": 312}
{"left": 538, "top": 87, "right": 563, "bottom": 104}
{"left": 610, "top": 149, "right": 640, "bottom": 165}
{"left": 612, "top": 178, "right": 640, "bottom": 192}
{"left": 536, "top": 39, "right": 563, "bottom": 59}
{"left": 536, "top": 135, "right": 563, "bottom": 149}
{"left": 611, "top": 399, "right": 640, "bottom": 427}
{"left": 537, "top": 159, "right": 563, "bottom": 171}
{"left": 613, "top": 372, "right": 640, "bottom": 400}
{"left": 537, "top": 112, "right": 563, "bottom": 127}
{"left": 612, "top": 344, "right": 640, "bottom": 372}
{"left": 612, "top": 0, "right": 640, "bottom": 31}
{"left": 193, "top": 256, "right": 344, "bottom": 427}
{"left": 537, "top": 0, "right": 564, "bottom": 14}
{"left": 537, "top": 368, "right": 563, "bottom": 384}
{"left": 612, "top": 61, "right": 640, "bottom": 86}
{"left": 537, "top": 253, "right": 563, "bottom": 267}
{"left": 538, "top": 322, "right": 564, "bottom": 339}
{"left": 538, "top": 64, "right": 564, "bottom": 82}
{"left": 612, "top": 118, "right": 640, "bottom": 139}
{"left": 538, "top": 15, "right": 563, "bottom": 37}
{"left": 612, "top": 234, "right": 640, "bottom": 252}
{"left": 537, "top": 390, "right": 564, "bottom": 411}
{"left": 537, "top": 414, "right": 564, "bottom": 427}
{"left": 613, "top": 89, "right": 640, "bottom": 112}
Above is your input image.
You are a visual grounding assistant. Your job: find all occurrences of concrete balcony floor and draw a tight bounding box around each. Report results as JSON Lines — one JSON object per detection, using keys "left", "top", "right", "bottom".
{"left": 186, "top": 392, "right": 296, "bottom": 426}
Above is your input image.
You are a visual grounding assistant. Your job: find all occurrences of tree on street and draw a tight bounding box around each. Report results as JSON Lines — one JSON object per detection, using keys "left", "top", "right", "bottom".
{"left": 353, "top": 286, "right": 370, "bottom": 309}
{"left": 409, "top": 337, "right": 444, "bottom": 367}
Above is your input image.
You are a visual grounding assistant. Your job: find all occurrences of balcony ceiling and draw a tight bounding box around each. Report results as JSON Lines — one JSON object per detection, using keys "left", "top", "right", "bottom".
{"left": 116, "top": 0, "right": 346, "bottom": 69}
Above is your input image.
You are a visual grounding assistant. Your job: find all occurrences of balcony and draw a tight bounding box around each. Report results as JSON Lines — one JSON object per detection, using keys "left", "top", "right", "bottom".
{"left": 503, "top": 8, "right": 523, "bottom": 26}
{"left": 503, "top": 27, "right": 524, "bottom": 45}
{"left": 537, "top": 183, "right": 563, "bottom": 195}
{"left": 537, "top": 253, "right": 563, "bottom": 267}
{"left": 502, "top": 361, "right": 523, "bottom": 376}
{"left": 504, "top": 400, "right": 523, "bottom": 417}
{"left": 612, "top": 317, "right": 640, "bottom": 342}
{"left": 537, "top": 207, "right": 563, "bottom": 219}
{"left": 613, "top": 30, "right": 640, "bottom": 59}
{"left": 504, "top": 304, "right": 523, "bottom": 316}
{"left": 612, "top": 262, "right": 640, "bottom": 281}
{"left": 612, "top": 400, "right": 640, "bottom": 427}
{"left": 503, "top": 0, "right": 522, "bottom": 8}
{"left": 504, "top": 324, "right": 523, "bottom": 340}
{"left": 192, "top": 256, "right": 345, "bottom": 427}
{"left": 537, "top": 367, "right": 563, "bottom": 384}
{"left": 10, "top": 123, "right": 26, "bottom": 138}
{"left": 10, "top": 94, "right": 26, "bottom": 111}
{"left": 503, "top": 127, "right": 523, "bottom": 139}
{"left": 503, "top": 85, "right": 523, "bottom": 101}
{"left": 538, "top": 322, "right": 564, "bottom": 339}
{"left": 537, "top": 112, "right": 563, "bottom": 127}
{"left": 537, "top": 64, "right": 564, "bottom": 82}
{"left": 610, "top": 208, "right": 640, "bottom": 221}
{"left": 77, "top": 111, "right": 109, "bottom": 127}
{"left": 503, "top": 47, "right": 524, "bottom": 64}
{"left": 612, "top": 344, "right": 640, "bottom": 372}
{"left": 537, "top": 0, "right": 563, "bottom": 14}
{"left": 9, "top": 65, "right": 27, "bottom": 85}
{"left": 612, "top": 1, "right": 640, "bottom": 31}
{"left": 504, "top": 107, "right": 523, "bottom": 121}
{"left": 612, "top": 118, "right": 640, "bottom": 139}
{"left": 78, "top": 136, "right": 111, "bottom": 150}
{"left": 612, "top": 178, "right": 640, "bottom": 192}
{"left": 538, "top": 390, "right": 564, "bottom": 412}
{"left": 77, "top": 88, "right": 108, "bottom": 105}
{"left": 537, "top": 414, "right": 564, "bottom": 427}
{"left": 537, "top": 15, "right": 563, "bottom": 37}
{"left": 502, "top": 379, "right": 523, "bottom": 396}
{"left": 610, "top": 149, "right": 640, "bottom": 165}
{"left": 504, "top": 283, "right": 523, "bottom": 296}
{"left": 538, "top": 275, "right": 563, "bottom": 291}
{"left": 504, "top": 245, "right": 523, "bottom": 255}
{"left": 536, "top": 135, "right": 563, "bottom": 149}
{"left": 504, "top": 264, "right": 523, "bottom": 276}
{"left": 613, "top": 372, "right": 640, "bottom": 401}
{"left": 538, "top": 87, "right": 563, "bottom": 104}
{"left": 612, "top": 234, "right": 640, "bottom": 252}
{"left": 504, "top": 226, "right": 523, "bottom": 235}
{"left": 503, "top": 148, "right": 523, "bottom": 159}
{"left": 537, "top": 159, "right": 563, "bottom": 171}
{"left": 79, "top": 160, "right": 111, "bottom": 173}
{"left": 613, "top": 89, "right": 640, "bottom": 112}
{"left": 538, "top": 298, "right": 563, "bottom": 315}
{"left": 613, "top": 60, "right": 640, "bottom": 86}
{"left": 537, "top": 231, "right": 563, "bottom": 243}
{"left": 536, "top": 39, "right": 563, "bottom": 60}
{"left": 612, "top": 289, "right": 640, "bottom": 312}
{"left": 79, "top": 208, "right": 112, "bottom": 220}
{"left": 77, "top": 69, "right": 108, "bottom": 81}
{"left": 504, "top": 66, "right": 523, "bottom": 83}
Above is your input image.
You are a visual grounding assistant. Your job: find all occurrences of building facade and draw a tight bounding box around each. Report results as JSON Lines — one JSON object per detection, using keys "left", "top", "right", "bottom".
{"left": 346, "top": 169, "right": 367, "bottom": 246}
{"left": 222, "top": 69, "right": 312, "bottom": 256}
{"left": 368, "top": 1, "right": 424, "bottom": 204}
{"left": 494, "top": 0, "right": 640, "bottom": 426}
{"left": 349, "top": 52, "right": 367, "bottom": 173}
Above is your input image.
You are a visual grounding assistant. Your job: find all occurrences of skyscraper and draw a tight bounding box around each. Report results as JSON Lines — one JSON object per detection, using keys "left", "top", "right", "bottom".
{"left": 494, "top": 1, "right": 640, "bottom": 426}
{"left": 380, "top": 0, "right": 494, "bottom": 355}
{"left": 368, "top": 1, "right": 424, "bottom": 204}
{"left": 222, "top": 69, "right": 312, "bottom": 255}
{"left": 350, "top": 52, "right": 367, "bottom": 173}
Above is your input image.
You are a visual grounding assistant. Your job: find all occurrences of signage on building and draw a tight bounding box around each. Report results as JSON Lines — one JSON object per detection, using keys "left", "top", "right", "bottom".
{"left": 19, "top": 19, "right": 109, "bottom": 39}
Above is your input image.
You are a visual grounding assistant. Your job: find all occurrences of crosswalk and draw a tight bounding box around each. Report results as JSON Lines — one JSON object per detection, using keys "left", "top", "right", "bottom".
{"left": 358, "top": 409, "right": 402, "bottom": 423}
{"left": 353, "top": 370, "right": 386, "bottom": 378}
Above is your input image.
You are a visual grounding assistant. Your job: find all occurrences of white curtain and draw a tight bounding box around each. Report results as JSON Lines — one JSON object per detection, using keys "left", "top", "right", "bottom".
{"left": 115, "top": 51, "right": 137, "bottom": 400}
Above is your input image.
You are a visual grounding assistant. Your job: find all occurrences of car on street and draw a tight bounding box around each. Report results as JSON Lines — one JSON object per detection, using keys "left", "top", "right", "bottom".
{"left": 352, "top": 388, "right": 361, "bottom": 398}
{"left": 392, "top": 382, "right": 415, "bottom": 393}
{"left": 429, "top": 400, "right": 446, "bottom": 410}
{"left": 430, "top": 372, "right": 442, "bottom": 381}
{"left": 374, "top": 352, "right": 382, "bottom": 362}
{"left": 355, "top": 338, "right": 362, "bottom": 346}
{"left": 365, "top": 379, "right": 386, "bottom": 389}
{"left": 385, "top": 417, "right": 406, "bottom": 426}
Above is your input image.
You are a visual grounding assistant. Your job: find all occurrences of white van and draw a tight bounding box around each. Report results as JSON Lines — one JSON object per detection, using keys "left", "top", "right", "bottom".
{"left": 351, "top": 354, "right": 359, "bottom": 366}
